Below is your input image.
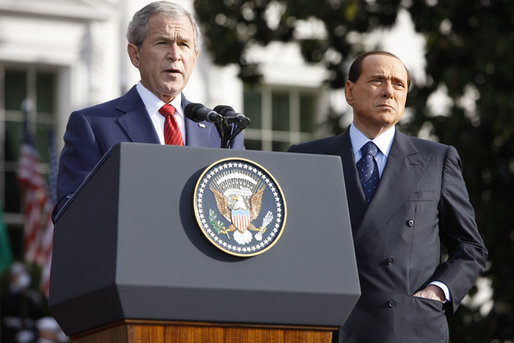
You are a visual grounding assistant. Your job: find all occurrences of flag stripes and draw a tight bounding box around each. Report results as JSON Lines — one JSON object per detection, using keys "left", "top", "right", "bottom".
{"left": 16, "top": 106, "right": 56, "bottom": 298}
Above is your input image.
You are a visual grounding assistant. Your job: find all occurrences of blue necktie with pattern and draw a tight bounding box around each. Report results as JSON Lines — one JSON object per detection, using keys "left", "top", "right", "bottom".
{"left": 357, "top": 141, "right": 380, "bottom": 202}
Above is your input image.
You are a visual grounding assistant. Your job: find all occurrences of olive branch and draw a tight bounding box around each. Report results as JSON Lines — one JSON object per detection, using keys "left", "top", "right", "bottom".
{"left": 209, "top": 209, "right": 229, "bottom": 238}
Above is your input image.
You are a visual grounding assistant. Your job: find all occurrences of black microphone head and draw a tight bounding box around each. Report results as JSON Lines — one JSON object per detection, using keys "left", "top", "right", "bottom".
{"left": 184, "top": 102, "right": 205, "bottom": 122}
{"left": 185, "top": 102, "right": 221, "bottom": 123}
{"left": 213, "top": 105, "right": 250, "bottom": 143}
{"left": 213, "top": 105, "right": 235, "bottom": 116}
{"left": 236, "top": 114, "right": 251, "bottom": 127}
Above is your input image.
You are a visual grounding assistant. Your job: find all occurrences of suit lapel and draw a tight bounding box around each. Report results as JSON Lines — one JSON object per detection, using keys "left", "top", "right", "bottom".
{"left": 181, "top": 94, "right": 217, "bottom": 147}
{"left": 355, "top": 130, "right": 431, "bottom": 241}
{"left": 185, "top": 118, "right": 216, "bottom": 147}
{"left": 116, "top": 86, "right": 160, "bottom": 144}
{"left": 326, "top": 130, "right": 368, "bottom": 233}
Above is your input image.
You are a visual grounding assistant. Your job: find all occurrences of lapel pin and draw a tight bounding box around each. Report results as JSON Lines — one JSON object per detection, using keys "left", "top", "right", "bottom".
{"left": 198, "top": 123, "right": 206, "bottom": 128}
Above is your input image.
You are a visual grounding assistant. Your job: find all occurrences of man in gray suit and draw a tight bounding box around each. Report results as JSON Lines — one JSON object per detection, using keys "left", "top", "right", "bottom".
{"left": 54, "top": 1, "right": 244, "bottom": 220}
{"left": 288, "top": 51, "right": 487, "bottom": 342}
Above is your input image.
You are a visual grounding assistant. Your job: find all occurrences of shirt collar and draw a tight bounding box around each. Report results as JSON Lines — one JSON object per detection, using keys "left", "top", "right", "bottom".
{"left": 349, "top": 123, "right": 396, "bottom": 157}
{"left": 136, "top": 81, "right": 183, "bottom": 118}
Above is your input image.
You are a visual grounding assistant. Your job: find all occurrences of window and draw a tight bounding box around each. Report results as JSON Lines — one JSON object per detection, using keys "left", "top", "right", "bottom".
{"left": 243, "top": 85, "right": 321, "bottom": 151}
{"left": 1, "top": 64, "right": 58, "bottom": 257}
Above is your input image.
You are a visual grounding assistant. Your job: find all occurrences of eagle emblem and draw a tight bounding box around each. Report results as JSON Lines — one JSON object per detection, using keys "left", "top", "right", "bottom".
{"left": 193, "top": 158, "right": 286, "bottom": 256}
{"left": 210, "top": 173, "right": 272, "bottom": 245}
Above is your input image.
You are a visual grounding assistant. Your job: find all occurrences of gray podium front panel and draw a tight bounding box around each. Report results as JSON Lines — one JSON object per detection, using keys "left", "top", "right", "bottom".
{"left": 50, "top": 143, "right": 360, "bottom": 336}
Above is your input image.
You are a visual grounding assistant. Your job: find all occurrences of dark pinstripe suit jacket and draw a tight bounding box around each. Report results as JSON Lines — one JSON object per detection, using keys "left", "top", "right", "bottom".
{"left": 288, "top": 128, "right": 487, "bottom": 343}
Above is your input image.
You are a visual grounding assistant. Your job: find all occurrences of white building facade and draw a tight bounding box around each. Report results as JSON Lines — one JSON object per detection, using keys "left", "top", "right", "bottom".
{"left": 0, "top": 0, "right": 332, "bottom": 245}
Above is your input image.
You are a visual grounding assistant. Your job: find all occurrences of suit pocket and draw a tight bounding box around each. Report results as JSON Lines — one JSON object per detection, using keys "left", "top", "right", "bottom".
{"left": 409, "top": 295, "right": 449, "bottom": 342}
{"left": 411, "top": 295, "right": 445, "bottom": 311}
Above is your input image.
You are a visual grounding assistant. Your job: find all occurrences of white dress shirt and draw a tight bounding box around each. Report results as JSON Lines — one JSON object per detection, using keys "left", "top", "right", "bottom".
{"left": 136, "top": 81, "right": 185, "bottom": 145}
{"left": 349, "top": 123, "right": 395, "bottom": 177}
{"left": 349, "top": 123, "right": 451, "bottom": 303}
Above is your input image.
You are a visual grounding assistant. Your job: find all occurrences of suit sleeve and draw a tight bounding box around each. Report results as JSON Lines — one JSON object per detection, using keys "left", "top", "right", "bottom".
{"left": 433, "top": 146, "right": 488, "bottom": 313}
{"left": 54, "top": 111, "right": 103, "bottom": 218}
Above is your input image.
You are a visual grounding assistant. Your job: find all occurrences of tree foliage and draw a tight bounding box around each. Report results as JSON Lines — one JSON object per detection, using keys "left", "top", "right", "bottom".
{"left": 194, "top": 0, "right": 403, "bottom": 85}
{"left": 194, "top": 0, "right": 514, "bottom": 341}
{"left": 407, "top": 1, "right": 514, "bottom": 341}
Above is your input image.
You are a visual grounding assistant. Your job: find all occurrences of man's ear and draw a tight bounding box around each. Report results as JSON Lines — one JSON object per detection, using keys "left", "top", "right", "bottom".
{"left": 127, "top": 43, "right": 140, "bottom": 68}
{"left": 344, "top": 80, "right": 354, "bottom": 106}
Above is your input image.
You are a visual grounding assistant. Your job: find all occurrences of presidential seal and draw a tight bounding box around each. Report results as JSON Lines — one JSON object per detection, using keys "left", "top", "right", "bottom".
{"left": 193, "top": 157, "right": 286, "bottom": 257}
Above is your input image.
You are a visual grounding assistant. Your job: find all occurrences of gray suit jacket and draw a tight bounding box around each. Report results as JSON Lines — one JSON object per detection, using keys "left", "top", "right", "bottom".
{"left": 54, "top": 86, "right": 244, "bottom": 220}
{"left": 288, "top": 128, "right": 487, "bottom": 343}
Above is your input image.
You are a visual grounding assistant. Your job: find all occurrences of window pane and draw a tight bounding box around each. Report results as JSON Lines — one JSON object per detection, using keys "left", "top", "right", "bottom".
{"left": 244, "top": 139, "right": 262, "bottom": 151}
{"left": 5, "top": 70, "right": 27, "bottom": 111}
{"left": 272, "top": 92, "right": 289, "bottom": 131}
{"left": 272, "top": 140, "right": 290, "bottom": 152}
{"left": 4, "top": 171, "right": 21, "bottom": 213}
{"left": 36, "top": 71, "right": 56, "bottom": 114}
{"left": 300, "top": 93, "right": 316, "bottom": 133}
{"left": 5, "top": 225, "right": 23, "bottom": 258}
{"left": 35, "top": 123, "right": 54, "bottom": 163}
{"left": 4, "top": 121, "right": 23, "bottom": 162}
{"left": 243, "top": 89, "right": 262, "bottom": 130}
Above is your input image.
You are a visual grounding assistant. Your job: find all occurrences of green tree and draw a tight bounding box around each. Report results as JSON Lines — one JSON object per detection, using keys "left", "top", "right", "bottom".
{"left": 194, "top": 0, "right": 403, "bottom": 86}
{"left": 194, "top": 0, "right": 514, "bottom": 341}
{"left": 406, "top": 1, "right": 514, "bottom": 342}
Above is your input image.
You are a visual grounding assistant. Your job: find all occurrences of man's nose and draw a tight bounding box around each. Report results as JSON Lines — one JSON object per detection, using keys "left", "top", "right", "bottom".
{"left": 167, "top": 44, "right": 181, "bottom": 61}
{"left": 382, "top": 81, "right": 394, "bottom": 98}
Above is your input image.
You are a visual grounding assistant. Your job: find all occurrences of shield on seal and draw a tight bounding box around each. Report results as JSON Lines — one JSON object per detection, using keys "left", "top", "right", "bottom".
{"left": 231, "top": 209, "right": 250, "bottom": 232}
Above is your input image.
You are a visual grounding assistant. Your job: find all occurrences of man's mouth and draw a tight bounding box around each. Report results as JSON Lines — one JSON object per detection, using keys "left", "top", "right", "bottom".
{"left": 164, "top": 68, "right": 181, "bottom": 74}
{"left": 378, "top": 104, "right": 394, "bottom": 110}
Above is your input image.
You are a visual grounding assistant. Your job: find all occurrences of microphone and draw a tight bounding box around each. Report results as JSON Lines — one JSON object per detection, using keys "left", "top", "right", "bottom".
{"left": 214, "top": 105, "right": 250, "bottom": 147}
{"left": 213, "top": 105, "right": 251, "bottom": 128}
{"left": 184, "top": 103, "right": 223, "bottom": 123}
{"left": 185, "top": 102, "right": 225, "bottom": 145}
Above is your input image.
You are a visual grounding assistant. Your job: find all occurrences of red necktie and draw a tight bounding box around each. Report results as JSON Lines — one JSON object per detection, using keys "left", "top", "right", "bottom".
{"left": 159, "top": 104, "right": 184, "bottom": 146}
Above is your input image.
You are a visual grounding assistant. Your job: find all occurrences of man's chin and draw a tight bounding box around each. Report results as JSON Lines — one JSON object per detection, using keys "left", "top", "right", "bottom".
{"left": 375, "top": 111, "right": 402, "bottom": 123}
{"left": 158, "top": 87, "right": 183, "bottom": 102}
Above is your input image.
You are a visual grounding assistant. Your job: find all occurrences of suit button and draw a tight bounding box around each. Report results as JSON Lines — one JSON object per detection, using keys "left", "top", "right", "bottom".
{"left": 387, "top": 300, "right": 396, "bottom": 308}
{"left": 407, "top": 219, "right": 415, "bottom": 227}
{"left": 386, "top": 257, "right": 394, "bottom": 265}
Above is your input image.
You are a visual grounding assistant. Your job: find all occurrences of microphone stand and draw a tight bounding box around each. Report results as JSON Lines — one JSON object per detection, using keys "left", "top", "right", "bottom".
{"left": 220, "top": 117, "right": 233, "bottom": 149}
{"left": 213, "top": 117, "right": 226, "bottom": 148}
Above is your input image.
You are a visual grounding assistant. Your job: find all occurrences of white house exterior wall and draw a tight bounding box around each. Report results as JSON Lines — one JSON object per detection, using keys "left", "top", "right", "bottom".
{"left": 0, "top": 0, "right": 331, "bottom": 153}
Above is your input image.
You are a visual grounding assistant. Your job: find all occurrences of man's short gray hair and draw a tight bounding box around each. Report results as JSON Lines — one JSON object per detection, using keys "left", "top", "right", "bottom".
{"left": 127, "top": 1, "right": 200, "bottom": 51}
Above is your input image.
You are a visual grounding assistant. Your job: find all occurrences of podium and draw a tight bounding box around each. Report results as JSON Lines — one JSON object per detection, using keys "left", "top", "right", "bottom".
{"left": 49, "top": 143, "right": 360, "bottom": 342}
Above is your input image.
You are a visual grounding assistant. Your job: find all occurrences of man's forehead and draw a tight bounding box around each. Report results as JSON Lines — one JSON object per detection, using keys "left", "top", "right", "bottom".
{"left": 149, "top": 14, "right": 193, "bottom": 32}
{"left": 361, "top": 55, "right": 408, "bottom": 80}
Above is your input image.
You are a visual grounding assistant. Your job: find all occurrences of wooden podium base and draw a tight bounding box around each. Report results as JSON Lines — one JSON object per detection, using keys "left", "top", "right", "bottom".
{"left": 71, "top": 320, "right": 337, "bottom": 343}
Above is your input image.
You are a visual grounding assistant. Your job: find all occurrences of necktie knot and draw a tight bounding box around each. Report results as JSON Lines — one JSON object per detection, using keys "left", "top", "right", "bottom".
{"left": 159, "top": 103, "right": 176, "bottom": 117}
{"left": 361, "top": 141, "right": 378, "bottom": 157}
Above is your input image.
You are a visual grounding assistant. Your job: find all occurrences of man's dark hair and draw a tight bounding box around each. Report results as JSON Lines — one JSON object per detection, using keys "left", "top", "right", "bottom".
{"left": 348, "top": 51, "right": 411, "bottom": 88}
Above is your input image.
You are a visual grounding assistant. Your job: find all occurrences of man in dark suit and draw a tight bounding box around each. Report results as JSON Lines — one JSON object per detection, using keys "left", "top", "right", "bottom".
{"left": 54, "top": 1, "right": 244, "bottom": 220}
{"left": 288, "top": 51, "right": 487, "bottom": 342}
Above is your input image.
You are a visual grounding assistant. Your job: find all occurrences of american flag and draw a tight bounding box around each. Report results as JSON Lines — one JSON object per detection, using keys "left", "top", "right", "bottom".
{"left": 39, "top": 130, "right": 58, "bottom": 297}
{"left": 16, "top": 101, "right": 56, "bottom": 297}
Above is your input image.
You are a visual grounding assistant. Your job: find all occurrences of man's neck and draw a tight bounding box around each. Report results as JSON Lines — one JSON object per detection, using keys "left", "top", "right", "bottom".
{"left": 353, "top": 121, "right": 395, "bottom": 140}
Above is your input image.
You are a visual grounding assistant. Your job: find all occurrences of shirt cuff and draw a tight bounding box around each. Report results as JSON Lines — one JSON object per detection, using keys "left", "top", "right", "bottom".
{"left": 429, "top": 281, "right": 451, "bottom": 302}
